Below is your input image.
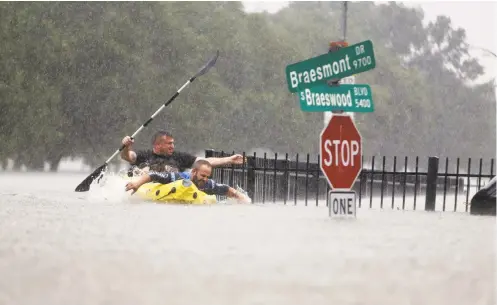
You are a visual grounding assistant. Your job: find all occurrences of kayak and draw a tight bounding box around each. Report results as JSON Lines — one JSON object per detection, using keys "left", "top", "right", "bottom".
{"left": 133, "top": 178, "right": 218, "bottom": 205}
{"left": 117, "top": 169, "right": 217, "bottom": 204}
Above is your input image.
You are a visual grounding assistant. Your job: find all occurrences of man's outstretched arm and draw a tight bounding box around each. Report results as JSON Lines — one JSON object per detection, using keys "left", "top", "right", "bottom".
{"left": 205, "top": 180, "right": 251, "bottom": 203}
{"left": 225, "top": 186, "right": 252, "bottom": 203}
{"left": 125, "top": 171, "right": 181, "bottom": 194}
{"left": 196, "top": 154, "right": 246, "bottom": 167}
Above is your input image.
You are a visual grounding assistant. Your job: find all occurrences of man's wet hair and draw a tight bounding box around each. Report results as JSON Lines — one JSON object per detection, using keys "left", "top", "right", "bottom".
{"left": 192, "top": 159, "right": 212, "bottom": 170}
{"left": 152, "top": 129, "right": 173, "bottom": 145}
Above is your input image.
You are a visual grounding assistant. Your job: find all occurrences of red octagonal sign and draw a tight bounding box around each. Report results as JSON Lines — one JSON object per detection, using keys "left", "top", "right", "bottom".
{"left": 320, "top": 114, "right": 362, "bottom": 190}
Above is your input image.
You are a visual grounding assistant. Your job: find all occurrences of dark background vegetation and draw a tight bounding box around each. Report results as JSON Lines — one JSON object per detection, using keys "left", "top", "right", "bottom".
{"left": 0, "top": 1, "right": 494, "bottom": 171}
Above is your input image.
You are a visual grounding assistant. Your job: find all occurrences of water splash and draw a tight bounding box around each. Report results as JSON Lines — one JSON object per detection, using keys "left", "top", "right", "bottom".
{"left": 219, "top": 184, "right": 252, "bottom": 204}
{"left": 85, "top": 170, "right": 134, "bottom": 204}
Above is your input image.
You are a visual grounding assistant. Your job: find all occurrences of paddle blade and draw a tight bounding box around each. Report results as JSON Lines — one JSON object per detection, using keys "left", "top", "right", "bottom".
{"left": 75, "top": 163, "right": 108, "bottom": 192}
{"left": 194, "top": 50, "right": 219, "bottom": 78}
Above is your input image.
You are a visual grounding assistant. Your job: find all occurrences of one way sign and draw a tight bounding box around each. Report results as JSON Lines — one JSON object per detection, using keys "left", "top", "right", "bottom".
{"left": 328, "top": 191, "right": 357, "bottom": 218}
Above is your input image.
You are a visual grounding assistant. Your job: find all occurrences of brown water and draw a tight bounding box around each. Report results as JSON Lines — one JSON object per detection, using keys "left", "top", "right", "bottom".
{"left": 0, "top": 172, "right": 495, "bottom": 305}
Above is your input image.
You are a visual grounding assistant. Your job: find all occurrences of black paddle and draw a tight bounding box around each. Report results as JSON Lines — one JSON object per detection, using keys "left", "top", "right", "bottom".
{"left": 75, "top": 50, "right": 220, "bottom": 192}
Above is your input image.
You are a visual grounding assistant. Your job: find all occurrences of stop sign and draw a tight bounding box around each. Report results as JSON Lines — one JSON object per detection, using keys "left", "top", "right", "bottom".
{"left": 320, "top": 114, "right": 362, "bottom": 190}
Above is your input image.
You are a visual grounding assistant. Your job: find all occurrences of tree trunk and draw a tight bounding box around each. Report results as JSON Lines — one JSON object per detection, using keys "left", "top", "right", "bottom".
{"left": 26, "top": 157, "right": 45, "bottom": 171}
{"left": 12, "top": 155, "right": 22, "bottom": 171}
{"left": 48, "top": 155, "right": 63, "bottom": 172}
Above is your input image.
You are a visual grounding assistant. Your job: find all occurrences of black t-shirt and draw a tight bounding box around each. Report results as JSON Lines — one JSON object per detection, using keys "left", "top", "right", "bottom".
{"left": 133, "top": 150, "right": 197, "bottom": 173}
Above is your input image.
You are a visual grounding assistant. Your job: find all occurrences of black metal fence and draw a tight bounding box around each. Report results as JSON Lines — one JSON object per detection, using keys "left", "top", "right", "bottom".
{"left": 205, "top": 149, "right": 495, "bottom": 213}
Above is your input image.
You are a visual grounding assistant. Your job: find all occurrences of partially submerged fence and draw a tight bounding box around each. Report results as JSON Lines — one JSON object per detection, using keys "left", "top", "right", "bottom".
{"left": 205, "top": 149, "right": 495, "bottom": 213}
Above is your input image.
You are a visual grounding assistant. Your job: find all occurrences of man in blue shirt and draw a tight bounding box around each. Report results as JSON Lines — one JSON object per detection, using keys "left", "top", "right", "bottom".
{"left": 125, "top": 159, "right": 251, "bottom": 203}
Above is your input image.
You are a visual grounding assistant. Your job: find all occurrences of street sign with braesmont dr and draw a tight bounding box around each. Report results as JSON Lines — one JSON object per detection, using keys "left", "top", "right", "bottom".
{"left": 286, "top": 40, "right": 376, "bottom": 93}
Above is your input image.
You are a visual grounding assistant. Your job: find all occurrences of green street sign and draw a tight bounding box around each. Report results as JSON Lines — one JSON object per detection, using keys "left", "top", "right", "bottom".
{"left": 285, "top": 40, "right": 376, "bottom": 93}
{"left": 299, "top": 84, "right": 374, "bottom": 112}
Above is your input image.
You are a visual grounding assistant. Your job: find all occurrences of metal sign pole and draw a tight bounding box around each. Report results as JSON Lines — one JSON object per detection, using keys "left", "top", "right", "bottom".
{"left": 342, "top": 1, "right": 348, "bottom": 41}
{"left": 324, "top": 1, "right": 350, "bottom": 127}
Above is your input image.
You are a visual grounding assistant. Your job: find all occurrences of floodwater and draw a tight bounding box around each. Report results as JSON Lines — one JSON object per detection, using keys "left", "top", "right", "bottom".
{"left": 0, "top": 171, "right": 495, "bottom": 305}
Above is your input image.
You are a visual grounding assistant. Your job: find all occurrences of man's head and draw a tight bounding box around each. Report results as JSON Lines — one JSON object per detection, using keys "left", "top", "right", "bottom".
{"left": 190, "top": 159, "right": 212, "bottom": 188}
{"left": 152, "top": 130, "right": 174, "bottom": 156}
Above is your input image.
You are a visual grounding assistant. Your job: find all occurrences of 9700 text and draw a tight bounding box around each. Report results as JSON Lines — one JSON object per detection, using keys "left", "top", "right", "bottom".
{"left": 352, "top": 56, "right": 373, "bottom": 69}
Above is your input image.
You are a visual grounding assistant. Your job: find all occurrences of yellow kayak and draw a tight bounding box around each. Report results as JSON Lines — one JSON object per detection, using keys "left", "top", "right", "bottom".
{"left": 117, "top": 168, "right": 218, "bottom": 204}
{"left": 122, "top": 173, "right": 217, "bottom": 204}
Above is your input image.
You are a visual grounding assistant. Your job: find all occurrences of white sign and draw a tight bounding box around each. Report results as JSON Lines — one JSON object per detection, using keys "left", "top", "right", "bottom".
{"left": 328, "top": 191, "right": 357, "bottom": 218}
{"left": 340, "top": 75, "right": 356, "bottom": 85}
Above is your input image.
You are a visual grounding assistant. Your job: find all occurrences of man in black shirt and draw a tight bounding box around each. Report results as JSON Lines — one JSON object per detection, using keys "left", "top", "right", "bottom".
{"left": 120, "top": 130, "right": 245, "bottom": 174}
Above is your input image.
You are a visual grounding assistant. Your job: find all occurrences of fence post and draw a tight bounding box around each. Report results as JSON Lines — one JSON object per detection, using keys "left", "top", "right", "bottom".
{"left": 205, "top": 149, "right": 215, "bottom": 158}
{"left": 425, "top": 156, "right": 439, "bottom": 211}
{"left": 278, "top": 158, "right": 289, "bottom": 202}
{"left": 458, "top": 178, "right": 465, "bottom": 194}
{"left": 247, "top": 156, "right": 256, "bottom": 202}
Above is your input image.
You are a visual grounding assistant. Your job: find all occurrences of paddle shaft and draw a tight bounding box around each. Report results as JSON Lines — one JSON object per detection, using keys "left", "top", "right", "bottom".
{"left": 104, "top": 77, "right": 196, "bottom": 165}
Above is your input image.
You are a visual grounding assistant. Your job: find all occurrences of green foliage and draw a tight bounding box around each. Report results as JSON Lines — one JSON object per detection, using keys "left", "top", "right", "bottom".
{"left": 0, "top": 1, "right": 494, "bottom": 171}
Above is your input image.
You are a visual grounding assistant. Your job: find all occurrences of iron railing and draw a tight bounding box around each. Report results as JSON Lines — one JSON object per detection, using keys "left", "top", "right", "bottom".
{"left": 205, "top": 150, "right": 495, "bottom": 213}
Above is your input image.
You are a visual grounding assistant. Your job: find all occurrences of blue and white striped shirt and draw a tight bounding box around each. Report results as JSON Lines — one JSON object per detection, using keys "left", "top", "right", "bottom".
{"left": 148, "top": 171, "right": 230, "bottom": 196}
